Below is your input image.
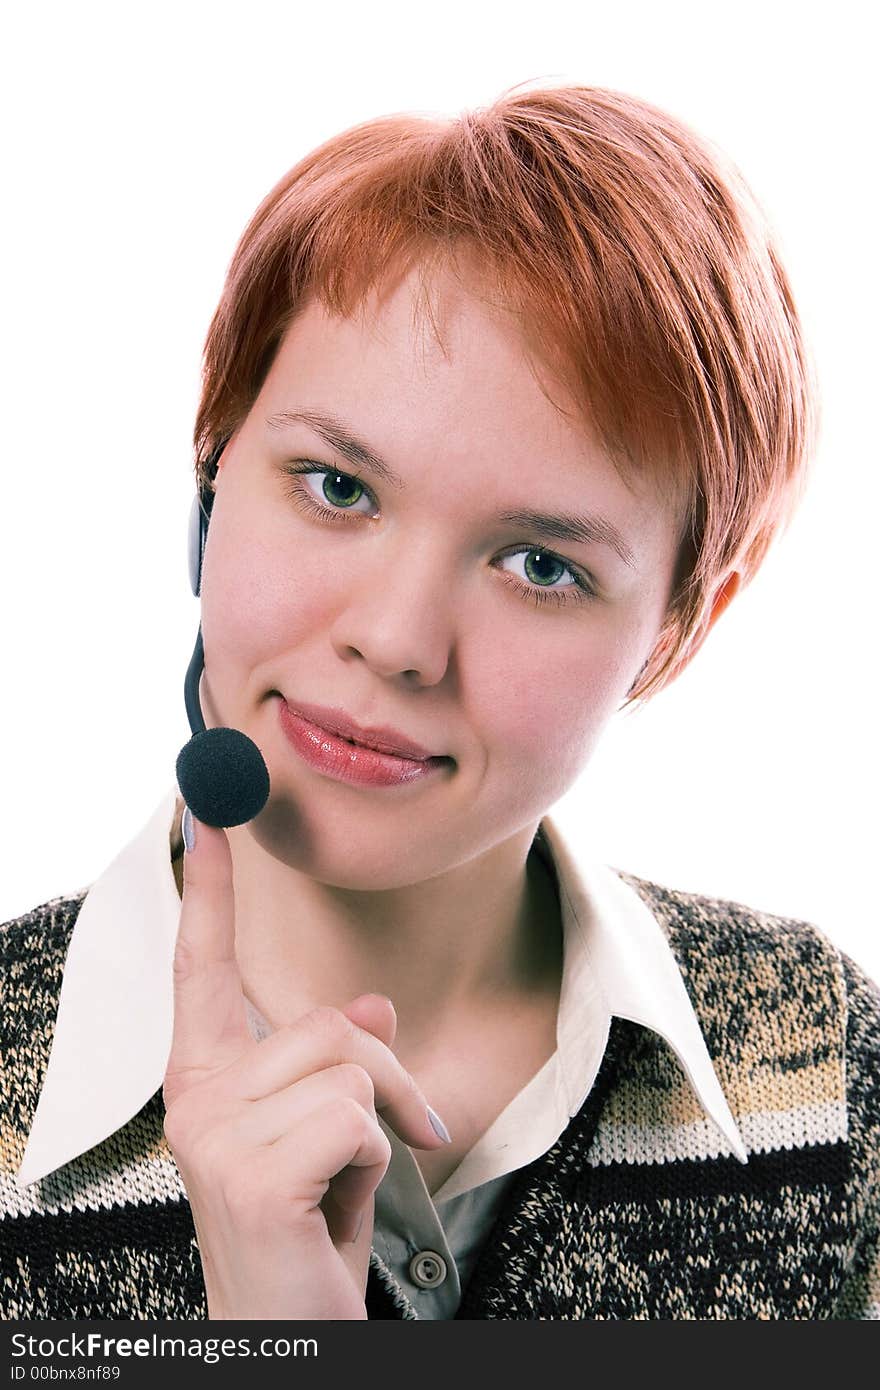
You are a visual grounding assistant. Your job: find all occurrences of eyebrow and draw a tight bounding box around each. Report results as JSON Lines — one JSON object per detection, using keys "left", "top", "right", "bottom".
{"left": 266, "top": 408, "right": 636, "bottom": 568}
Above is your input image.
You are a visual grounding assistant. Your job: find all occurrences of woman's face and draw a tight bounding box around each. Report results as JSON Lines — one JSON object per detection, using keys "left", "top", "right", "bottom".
{"left": 199, "top": 261, "right": 685, "bottom": 890}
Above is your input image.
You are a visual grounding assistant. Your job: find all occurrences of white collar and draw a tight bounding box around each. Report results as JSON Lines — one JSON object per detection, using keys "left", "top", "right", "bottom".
{"left": 17, "top": 786, "right": 746, "bottom": 1188}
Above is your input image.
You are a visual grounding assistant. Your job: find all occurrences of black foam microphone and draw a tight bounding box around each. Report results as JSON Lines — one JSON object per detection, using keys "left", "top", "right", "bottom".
{"left": 176, "top": 465, "right": 271, "bottom": 828}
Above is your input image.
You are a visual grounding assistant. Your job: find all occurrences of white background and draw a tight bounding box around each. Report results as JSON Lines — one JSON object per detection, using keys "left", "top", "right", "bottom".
{"left": 2, "top": 1, "right": 877, "bottom": 984}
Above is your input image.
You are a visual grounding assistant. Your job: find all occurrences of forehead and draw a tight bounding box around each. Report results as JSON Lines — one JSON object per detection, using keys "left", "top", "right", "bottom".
{"left": 256, "top": 262, "right": 688, "bottom": 549}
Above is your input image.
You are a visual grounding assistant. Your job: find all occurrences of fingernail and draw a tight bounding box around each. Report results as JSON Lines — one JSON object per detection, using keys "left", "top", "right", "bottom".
{"left": 427, "top": 1105, "right": 452, "bottom": 1143}
{"left": 182, "top": 804, "right": 196, "bottom": 853}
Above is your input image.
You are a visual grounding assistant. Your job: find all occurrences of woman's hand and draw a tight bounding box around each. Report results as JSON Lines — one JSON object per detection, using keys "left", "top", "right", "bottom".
{"left": 162, "top": 810, "right": 450, "bottom": 1321}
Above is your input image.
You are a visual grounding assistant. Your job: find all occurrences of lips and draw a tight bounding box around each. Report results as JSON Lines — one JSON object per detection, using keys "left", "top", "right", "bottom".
{"left": 281, "top": 699, "right": 443, "bottom": 762}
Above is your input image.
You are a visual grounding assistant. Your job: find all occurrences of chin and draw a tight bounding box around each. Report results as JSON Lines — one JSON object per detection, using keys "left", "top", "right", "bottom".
{"left": 243, "top": 793, "right": 450, "bottom": 889}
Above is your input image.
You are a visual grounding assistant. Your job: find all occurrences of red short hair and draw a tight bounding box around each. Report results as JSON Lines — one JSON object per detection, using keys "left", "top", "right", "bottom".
{"left": 194, "top": 82, "right": 817, "bottom": 705}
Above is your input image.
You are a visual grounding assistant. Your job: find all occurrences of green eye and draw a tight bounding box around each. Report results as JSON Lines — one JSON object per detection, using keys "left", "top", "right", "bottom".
{"left": 281, "top": 462, "right": 376, "bottom": 518}
{"left": 496, "top": 547, "right": 593, "bottom": 607}
{"left": 320, "top": 471, "right": 365, "bottom": 509}
{"left": 521, "top": 550, "right": 567, "bottom": 587}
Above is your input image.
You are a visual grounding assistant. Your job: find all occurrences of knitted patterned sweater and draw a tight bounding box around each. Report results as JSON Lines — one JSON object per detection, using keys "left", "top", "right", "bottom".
{"left": 1, "top": 873, "right": 878, "bottom": 1320}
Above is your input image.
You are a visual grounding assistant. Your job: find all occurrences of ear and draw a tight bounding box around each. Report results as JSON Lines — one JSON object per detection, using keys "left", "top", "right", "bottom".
{"left": 669, "top": 569, "right": 742, "bottom": 682}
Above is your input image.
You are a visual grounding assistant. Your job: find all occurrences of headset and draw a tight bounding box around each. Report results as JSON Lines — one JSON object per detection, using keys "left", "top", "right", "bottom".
{"left": 177, "top": 441, "right": 270, "bottom": 828}
{"left": 183, "top": 468, "right": 217, "bottom": 738}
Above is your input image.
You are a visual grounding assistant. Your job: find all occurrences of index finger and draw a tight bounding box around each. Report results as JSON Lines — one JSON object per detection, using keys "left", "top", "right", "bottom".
{"left": 225, "top": 1004, "right": 451, "bottom": 1151}
{"left": 164, "top": 807, "right": 251, "bottom": 1102}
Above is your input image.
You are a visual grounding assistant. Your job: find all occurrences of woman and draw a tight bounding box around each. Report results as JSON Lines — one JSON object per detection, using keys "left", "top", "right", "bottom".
{"left": 3, "top": 83, "right": 878, "bottom": 1320}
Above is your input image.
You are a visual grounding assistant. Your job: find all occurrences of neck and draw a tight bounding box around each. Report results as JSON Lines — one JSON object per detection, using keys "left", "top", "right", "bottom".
{"left": 171, "top": 802, "right": 562, "bottom": 1057}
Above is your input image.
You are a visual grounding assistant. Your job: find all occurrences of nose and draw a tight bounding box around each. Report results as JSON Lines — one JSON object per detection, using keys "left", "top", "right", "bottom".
{"left": 328, "top": 539, "right": 456, "bottom": 687}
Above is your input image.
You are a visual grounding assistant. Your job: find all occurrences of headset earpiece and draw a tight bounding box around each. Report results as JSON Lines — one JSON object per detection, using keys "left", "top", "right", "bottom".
{"left": 187, "top": 491, "right": 208, "bottom": 598}
{"left": 187, "top": 443, "right": 224, "bottom": 597}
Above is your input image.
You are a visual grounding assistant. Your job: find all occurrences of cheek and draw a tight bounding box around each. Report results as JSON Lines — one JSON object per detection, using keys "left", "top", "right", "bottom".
{"left": 200, "top": 522, "right": 337, "bottom": 664}
{"left": 473, "top": 623, "right": 638, "bottom": 791}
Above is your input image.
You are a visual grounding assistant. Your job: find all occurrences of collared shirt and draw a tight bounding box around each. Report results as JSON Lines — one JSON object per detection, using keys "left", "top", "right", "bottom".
{"left": 17, "top": 783, "right": 747, "bottom": 1318}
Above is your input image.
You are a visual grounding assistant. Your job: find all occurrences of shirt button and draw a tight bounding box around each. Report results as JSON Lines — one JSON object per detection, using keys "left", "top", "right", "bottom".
{"left": 408, "top": 1250, "right": 448, "bottom": 1288}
